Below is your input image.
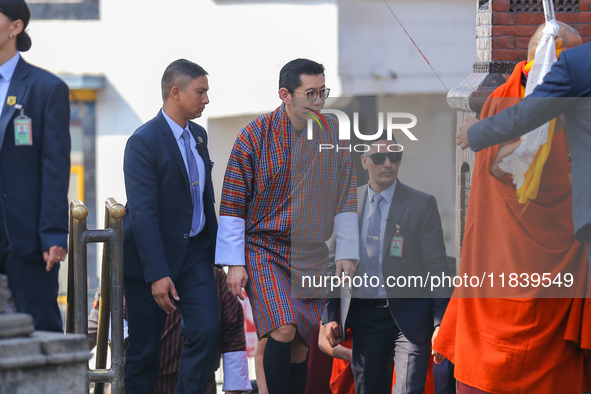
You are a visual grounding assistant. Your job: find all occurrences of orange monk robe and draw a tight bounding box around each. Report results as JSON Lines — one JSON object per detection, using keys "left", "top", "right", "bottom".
{"left": 434, "top": 61, "right": 591, "bottom": 394}
{"left": 329, "top": 329, "right": 435, "bottom": 394}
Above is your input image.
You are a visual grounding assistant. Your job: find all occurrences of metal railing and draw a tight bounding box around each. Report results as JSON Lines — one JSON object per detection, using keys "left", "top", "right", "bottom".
{"left": 66, "top": 198, "right": 126, "bottom": 394}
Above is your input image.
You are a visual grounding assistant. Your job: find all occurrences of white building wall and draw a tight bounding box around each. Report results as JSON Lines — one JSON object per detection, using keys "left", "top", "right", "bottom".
{"left": 338, "top": 0, "right": 476, "bottom": 95}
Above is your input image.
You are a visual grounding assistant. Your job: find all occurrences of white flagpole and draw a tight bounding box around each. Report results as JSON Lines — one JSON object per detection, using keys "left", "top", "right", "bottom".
{"left": 542, "top": 0, "right": 557, "bottom": 23}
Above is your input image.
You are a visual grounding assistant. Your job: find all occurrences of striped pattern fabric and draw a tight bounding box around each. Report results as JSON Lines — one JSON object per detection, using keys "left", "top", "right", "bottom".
{"left": 219, "top": 104, "right": 356, "bottom": 346}
{"left": 156, "top": 267, "right": 246, "bottom": 394}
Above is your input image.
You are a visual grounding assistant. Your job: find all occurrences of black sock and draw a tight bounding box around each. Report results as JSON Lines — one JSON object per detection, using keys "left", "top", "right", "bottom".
{"left": 263, "top": 336, "right": 293, "bottom": 394}
{"left": 287, "top": 357, "right": 309, "bottom": 394}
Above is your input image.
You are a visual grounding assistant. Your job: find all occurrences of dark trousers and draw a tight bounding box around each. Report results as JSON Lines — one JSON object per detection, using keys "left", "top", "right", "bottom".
{"left": 347, "top": 299, "right": 430, "bottom": 394}
{"left": 5, "top": 256, "right": 62, "bottom": 332}
{"left": 124, "top": 234, "right": 220, "bottom": 394}
{"left": 433, "top": 359, "right": 456, "bottom": 394}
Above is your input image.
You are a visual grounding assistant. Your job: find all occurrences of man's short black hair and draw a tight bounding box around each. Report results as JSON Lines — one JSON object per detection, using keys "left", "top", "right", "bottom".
{"left": 161, "top": 59, "right": 208, "bottom": 101}
{"left": 279, "top": 58, "right": 325, "bottom": 92}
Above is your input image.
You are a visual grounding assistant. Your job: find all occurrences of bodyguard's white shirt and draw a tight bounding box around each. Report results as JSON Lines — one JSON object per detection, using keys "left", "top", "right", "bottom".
{"left": 0, "top": 53, "right": 20, "bottom": 119}
{"left": 162, "top": 109, "right": 206, "bottom": 236}
{"left": 356, "top": 180, "right": 397, "bottom": 298}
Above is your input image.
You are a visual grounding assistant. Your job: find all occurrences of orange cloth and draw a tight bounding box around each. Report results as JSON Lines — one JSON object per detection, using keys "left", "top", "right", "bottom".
{"left": 434, "top": 61, "right": 591, "bottom": 393}
{"left": 329, "top": 334, "right": 356, "bottom": 394}
{"left": 329, "top": 329, "right": 435, "bottom": 394}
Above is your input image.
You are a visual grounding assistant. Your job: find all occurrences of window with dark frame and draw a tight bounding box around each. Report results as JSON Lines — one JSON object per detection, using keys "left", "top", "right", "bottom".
{"left": 509, "top": 0, "right": 578, "bottom": 12}
{"left": 28, "top": 0, "right": 99, "bottom": 20}
{"left": 478, "top": 0, "right": 579, "bottom": 12}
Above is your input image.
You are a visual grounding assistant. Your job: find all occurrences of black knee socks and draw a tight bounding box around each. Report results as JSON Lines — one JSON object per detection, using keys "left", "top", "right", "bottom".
{"left": 287, "top": 356, "right": 308, "bottom": 394}
{"left": 263, "top": 336, "right": 309, "bottom": 394}
{"left": 263, "top": 336, "right": 293, "bottom": 394}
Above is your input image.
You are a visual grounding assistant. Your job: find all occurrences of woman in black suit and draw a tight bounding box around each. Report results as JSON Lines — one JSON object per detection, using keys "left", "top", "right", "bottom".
{"left": 0, "top": 0, "right": 71, "bottom": 332}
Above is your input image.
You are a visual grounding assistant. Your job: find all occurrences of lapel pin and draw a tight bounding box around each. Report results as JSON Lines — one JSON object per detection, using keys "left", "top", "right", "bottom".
{"left": 7, "top": 96, "right": 16, "bottom": 106}
{"left": 197, "top": 136, "right": 203, "bottom": 144}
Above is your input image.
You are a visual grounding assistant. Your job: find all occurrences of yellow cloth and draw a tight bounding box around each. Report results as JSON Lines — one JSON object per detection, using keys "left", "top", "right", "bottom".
{"left": 514, "top": 57, "right": 558, "bottom": 204}
{"left": 517, "top": 38, "right": 564, "bottom": 204}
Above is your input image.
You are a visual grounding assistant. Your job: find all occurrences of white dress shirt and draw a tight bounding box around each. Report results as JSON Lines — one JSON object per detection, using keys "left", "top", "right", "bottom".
{"left": 0, "top": 52, "right": 20, "bottom": 119}
{"left": 356, "top": 180, "right": 397, "bottom": 298}
{"left": 162, "top": 109, "right": 206, "bottom": 236}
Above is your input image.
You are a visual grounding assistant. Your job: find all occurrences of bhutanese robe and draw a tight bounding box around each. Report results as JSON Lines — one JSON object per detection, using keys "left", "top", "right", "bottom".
{"left": 216, "top": 104, "right": 358, "bottom": 346}
{"left": 434, "top": 61, "right": 591, "bottom": 394}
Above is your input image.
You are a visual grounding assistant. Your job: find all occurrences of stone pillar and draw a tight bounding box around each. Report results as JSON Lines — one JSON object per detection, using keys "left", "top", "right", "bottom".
{"left": 449, "top": 0, "right": 589, "bottom": 273}
{"left": 0, "top": 274, "right": 90, "bottom": 393}
{"left": 0, "top": 274, "right": 34, "bottom": 339}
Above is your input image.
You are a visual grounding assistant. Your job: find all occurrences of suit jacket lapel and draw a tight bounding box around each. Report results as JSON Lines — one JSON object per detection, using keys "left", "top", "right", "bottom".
{"left": 0, "top": 58, "right": 30, "bottom": 152}
{"left": 189, "top": 123, "right": 210, "bottom": 174}
{"left": 158, "top": 111, "right": 191, "bottom": 200}
{"left": 383, "top": 180, "right": 406, "bottom": 260}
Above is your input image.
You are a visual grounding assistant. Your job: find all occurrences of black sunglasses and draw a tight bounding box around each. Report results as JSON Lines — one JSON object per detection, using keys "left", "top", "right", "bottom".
{"left": 364, "top": 151, "right": 402, "bottom": 165}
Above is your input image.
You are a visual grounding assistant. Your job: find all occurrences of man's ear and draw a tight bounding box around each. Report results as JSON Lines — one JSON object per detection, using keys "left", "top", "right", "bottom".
{"left": 361, "top": 155, "right": 368, "bottom": 170}
{"left": 170, "top": 86, "right": 181, "bottom": 101}
{"left": 279, "top": 88, "right": 291, "bottom": 106}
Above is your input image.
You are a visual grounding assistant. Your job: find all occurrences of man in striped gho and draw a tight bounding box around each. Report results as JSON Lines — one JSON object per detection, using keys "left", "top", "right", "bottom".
{"left": 216, "top": 58, "right": 359, "bottom": 394}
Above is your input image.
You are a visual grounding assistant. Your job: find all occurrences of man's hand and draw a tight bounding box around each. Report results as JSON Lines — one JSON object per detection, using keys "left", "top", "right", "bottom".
{"left": 431, "top": 326, "right": 446, "bottom": 364}
{"left": 43, "top": 245, "right": 67, "bottom": 272}
{"left": 227, "top": 265, "right": 248, "bottom": 300}
{"left": 151, "top": 277, "right": 179, "bottom": 314}
{"left": 335, "top": 259, "right": 356, "bottom": 279}
{"left": 457, "top": 117, "right": 479, "bottom": 150}
{"left": 324, "top": 321, "right": 342, "bottom": 348}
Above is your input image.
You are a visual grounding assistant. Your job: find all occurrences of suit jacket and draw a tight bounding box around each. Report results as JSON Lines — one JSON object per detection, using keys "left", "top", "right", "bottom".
{"left": 123, "top": 110, "right": 217, "bottom": 283}
{"left": 323, "top": 181, "right": 450, "bottom": 345}
{"left": 0, "top": 57, "right": 70, "bottom": 261}
{"left": 468, "top": 41, "right": 591, "bottom": 241}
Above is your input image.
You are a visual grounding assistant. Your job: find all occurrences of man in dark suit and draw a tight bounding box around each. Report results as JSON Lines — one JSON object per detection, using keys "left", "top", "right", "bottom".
{"left": 123, "top": 59, "right": 219, "bottom": 393}
{"left": 323, "top": 138, "right": 450, "bottom": 394}
{"left": 0, "top": 0, "right": 70, "bottom": 332}
{"left": 457, "top": 41, "right": 591, "bottom": 263}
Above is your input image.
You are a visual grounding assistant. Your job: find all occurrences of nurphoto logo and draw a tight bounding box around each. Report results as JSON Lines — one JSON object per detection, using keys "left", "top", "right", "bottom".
{"left": 304, "top": 107, "right": 418, "bottom": 152}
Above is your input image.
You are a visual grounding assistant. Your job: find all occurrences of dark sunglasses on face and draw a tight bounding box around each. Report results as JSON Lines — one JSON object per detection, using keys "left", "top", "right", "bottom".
{"left": 365, "top": 151, "right": 402, "bottom": 165}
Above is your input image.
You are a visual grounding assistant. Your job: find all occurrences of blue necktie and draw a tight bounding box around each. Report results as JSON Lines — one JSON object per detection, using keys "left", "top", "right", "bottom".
{"left": 362, "top": 194, "right": 383, "bottom": 297}
{"left": 181, "top": 129, "right": 201, "bottom": 235}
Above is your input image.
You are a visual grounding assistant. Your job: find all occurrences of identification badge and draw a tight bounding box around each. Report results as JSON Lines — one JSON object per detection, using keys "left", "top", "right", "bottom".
{"left": 13, "top": 105, "right": 32, "bottom": 146}
{"left": 389, "top": 224, "right": 403, "bottom": 257}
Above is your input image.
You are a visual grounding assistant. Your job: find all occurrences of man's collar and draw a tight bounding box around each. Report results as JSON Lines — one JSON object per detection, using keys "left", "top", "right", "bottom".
{"left": 161, "top": 109, "right": 188, "bottom": 139}
{"left": 367, "top": 179, "right": 397, "bottom": 204}
{"left": 0, "top": 53, "right": 20, "bottom": 82}
{"left": 273, "top": 103, "right": 293, "bottom": 134}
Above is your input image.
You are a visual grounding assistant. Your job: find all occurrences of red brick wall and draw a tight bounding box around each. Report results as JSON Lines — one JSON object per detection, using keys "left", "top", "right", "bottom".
{"left": 490, "top": 0, "right": 591, "bottom": 62}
